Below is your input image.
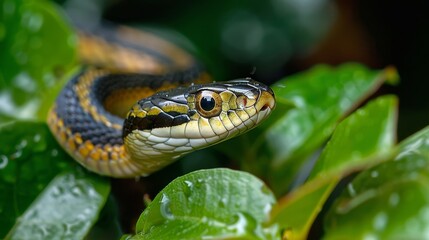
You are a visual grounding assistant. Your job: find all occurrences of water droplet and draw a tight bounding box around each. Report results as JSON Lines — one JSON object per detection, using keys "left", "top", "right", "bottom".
{"left": 227, "top": 212, "right": 257, "bottom": 235}
{"left": 13, "top": 72, "right": 36, "bottom": 92}
{"left": 370, "top": 171, "right": 379, "bottom": 178}
{"left": 196, "top": 178, "right": 205, "bottom": 185}
{"left": 373, "top": 212, "right": 387, "bottom": 231}
{"left": 33, "top": 134, "right": 41, "bottom": 143}
{"left": 184, "top": 180, "right": 193, "bottom": 189}
{"left": 71, "top": 185, "right": 83, "bottom": 197}
{"left": 16, "top": 139, "right": 27, "bottom": 150}
{"left": 43, "top": 73, "right": 55, "bottom": 87}
{"left": 218, "top": 197, "right": 228, "bottom": 208}
{"left": 51, "top": 186, "right": 64, "bottom": 197}
{"left": 263, "top": 203, "right": 272, "bottom": 215}
{"left": 22, "top": 11, "right": 43, "bottom": 32}
{"left": 83, "top": 207, "right": 93, "bottom": 215}
{"left": 363, "top": 233, "right": 378, "bottom": 240}
{"left": 0, "top": 155, "right": 8, "bottom": 169}
{"left": 11, "top": 150, "right": 22, "bottom": 159}
{"left": 183, "top": 180, "right": 193, "bottom": 197}
{"left": 227, "top": 213, "right": 247, "bottom": 234}
{"left": 51, "top": 149, "right": 58, "bottom": 157}
{"left": 160, "top": 194, "right": 174, "bottom": 220}
{"left": 347, "top": 183, "right": 356, "bottom": 197}
{"left": 388, "top": 193, "right": 400, "bottom": 207}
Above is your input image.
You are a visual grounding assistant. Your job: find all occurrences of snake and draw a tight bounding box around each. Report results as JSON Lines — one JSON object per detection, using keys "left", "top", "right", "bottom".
{"left": 47, "top": 23, "right": 276, "bottom": 178}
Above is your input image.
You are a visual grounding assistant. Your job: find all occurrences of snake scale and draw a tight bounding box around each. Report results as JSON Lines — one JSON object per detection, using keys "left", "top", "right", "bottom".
{"left": 47, "top": 23, "right": 276, "bottom": 178}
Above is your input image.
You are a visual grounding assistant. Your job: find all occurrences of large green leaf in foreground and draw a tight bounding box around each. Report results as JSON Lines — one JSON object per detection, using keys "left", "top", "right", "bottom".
{"left": 270, "top": 95, "right": 397, "bottom": 239}
{"left": 0, "top": 122, "right": 110, "bottom": 239}
{"left": 0, "top": 0, "right": 77, "bottom": 122}
{"left": 324, "top": 125, "right": 429, "bottom": 239}
{"left": 130, "top": 169, "right": 279, "bottom": 240}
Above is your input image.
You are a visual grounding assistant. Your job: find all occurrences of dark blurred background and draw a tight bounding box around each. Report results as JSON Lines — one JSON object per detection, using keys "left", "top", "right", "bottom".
{"left": 59, "top": 0, "right": 429, "bottom": 141}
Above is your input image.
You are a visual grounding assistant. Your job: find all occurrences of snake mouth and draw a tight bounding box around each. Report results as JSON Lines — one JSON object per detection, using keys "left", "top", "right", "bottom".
{"left": 256, "top": 90, "right": 276, "bottom": 112}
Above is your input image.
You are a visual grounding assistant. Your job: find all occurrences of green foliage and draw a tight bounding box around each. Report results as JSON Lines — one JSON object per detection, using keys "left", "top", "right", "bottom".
{"left": 131, "top": 169, "right": 278, "bottom": 239}
{"left": 6, "top": 173, "right": 110, "bottom": 240}
{"left": 270, "top": 95, "right": 397, "bottom": 239}
{"left": 221, "top": 63, "right": 393, "bottom": 195}
{"left": 0, "top": 0, "right": 77, "bottom": 122}
{"left": 1, "top": 1, "right": 429, "bottom": 240}
{"left": 0, "top": 122, "right": 110, "bottom": 239}
{"left": 324, "top": 126, "right": 429, "bottom": 239}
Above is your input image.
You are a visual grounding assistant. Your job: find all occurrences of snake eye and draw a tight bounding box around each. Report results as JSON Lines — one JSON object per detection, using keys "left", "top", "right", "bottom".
{"left": 201, "top": 95, "right": 215, "bottom": 111}
{"left": 196, "top": 90, "right": 222, "bottom": 118}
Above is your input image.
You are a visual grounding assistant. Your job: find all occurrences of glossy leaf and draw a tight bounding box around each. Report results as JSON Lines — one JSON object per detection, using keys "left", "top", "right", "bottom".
{"left": 130, "top": 168, "right": 279, "bottom": 240}
{"left": 0, "top": 121, "right": 110, "bottom": 238}
{"left": 309, "top": 95, "right": 397, "bottom": 178}
{"left": 270, "top": 95, "right": 397, "bottom": 239}
{"left": 226, "top": 64, "right": 396, "bottom": 195}
{"left": 5, "top": 173, "right": 110, "bottom": 240}
{"left": 0, "top": 0, "right": 77, "bottom": 122}
{"left": 324, "top": 125, "right": 429, "bottom": 239}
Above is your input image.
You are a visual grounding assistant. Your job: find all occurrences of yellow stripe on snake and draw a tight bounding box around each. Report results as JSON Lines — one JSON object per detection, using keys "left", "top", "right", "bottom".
{"left": 47, "top": 23, "right": 276, "bottom": 178}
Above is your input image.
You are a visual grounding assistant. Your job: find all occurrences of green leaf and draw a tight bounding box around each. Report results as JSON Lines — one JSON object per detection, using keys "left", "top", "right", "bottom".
{"left": 231, "top": 63, "right": 394, "bottom": 195}
{"left": 270, "top": 95, "right": 398, "bottom": 239}
{"left": 130, "top": 168, "right": 279, "bottom": 240}
{"left": 309, "top": 95, "right": 397, "bottom": 179}
{"left": 324, "top": 126, "right": 429, "bottom": 239}
{"left": 0, "top": 121, "right": 110, "bottom": 238}
{"left": 0, "top": 0, "right": 77, "bottom": 121}
{"left": 5, "top": 173, "right": 110, "bottom": 240}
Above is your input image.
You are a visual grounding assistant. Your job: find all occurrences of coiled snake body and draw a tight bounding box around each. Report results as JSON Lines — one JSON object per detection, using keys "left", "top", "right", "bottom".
{"left": 48, "top": 23, "right": 275, "bottom": 178}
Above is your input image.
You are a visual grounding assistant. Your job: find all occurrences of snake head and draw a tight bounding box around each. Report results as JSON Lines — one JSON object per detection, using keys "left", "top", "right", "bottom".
{"left": 123, "top": 78, "right": 275, "bottom": 171}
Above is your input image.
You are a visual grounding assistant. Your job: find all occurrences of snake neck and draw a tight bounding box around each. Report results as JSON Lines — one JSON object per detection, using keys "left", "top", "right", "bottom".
{"left": 48, "top": 107, "right": 155, "bottom": 177}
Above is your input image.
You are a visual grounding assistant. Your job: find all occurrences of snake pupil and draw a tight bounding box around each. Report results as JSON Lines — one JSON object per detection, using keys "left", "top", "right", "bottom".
{"left": 201, "top": 96, "right": 215, "bottom": 111}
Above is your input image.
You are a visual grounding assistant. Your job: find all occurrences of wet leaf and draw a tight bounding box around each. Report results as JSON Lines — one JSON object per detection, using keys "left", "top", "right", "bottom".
{"left": 309, "top": 95, "right": 397, "bottom": 178}
{"left": 270, "top": 96, "right": 397, "bottom": 239}
{"left": 130, "top": 168, "right": 279, "bottom": 240}
{"left": 5, "top": 173, "right": 110, "bottom": 240}
{"left": 224, "top": 64, "right": 395, "bottom": 195}
{"left": 0, "top": 0, "right": 77, "bottom": 122}
{"left": 324, "top": 125, "right": 429, "bottom": 239}
{"left": 0, "top": 121, "right": 110, "bottom": 238}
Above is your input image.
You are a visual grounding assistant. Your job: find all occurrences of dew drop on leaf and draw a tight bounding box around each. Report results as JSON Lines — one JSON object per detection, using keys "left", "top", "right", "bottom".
{"left": 183, "top": 180, "right": 193, "bottom": 197}
{"left": 50, "top": 149, "right": 58, "bottom": 157}
{"left": 33, "top": 133, "right": 41, "bottom": 143}
{"left": 51, "top": 186, "right": 64, "bottom": 197}
{"left": 0, "top": 155, "right": 9, "bottom": 169}
{"left": 388, "top": 193, "right": 400, "bottom": 207}
{"left": 11, "top": 150, "right": 22, "bottom": 159}
{"left": 218, "top": 197, "right": 228, "bottom": 208}
{"left": 372, "top": 212, "right": 388, "bottom": 231}
{"left": 347, "top": 183, "right": 357, "bottom": 197}
{"left": 16, "top": 139, "right": 28, "bottom": 150}
{"left": 160, "top": 193, "right": 174, "bottom": 220}
{"left": 370, "top": 170, "right": 379, "bottom": 178}
{"left": 71, "top": 185, "right": 83, "bottom": 197}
